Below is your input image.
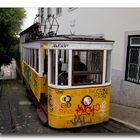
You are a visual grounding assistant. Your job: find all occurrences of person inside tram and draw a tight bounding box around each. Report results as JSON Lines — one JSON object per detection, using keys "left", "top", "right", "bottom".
{"left": 73, "top": 55, "right": 87, "bottom": 84}
{"left": 73, "top": 55, "right": 87, "bottom": 71}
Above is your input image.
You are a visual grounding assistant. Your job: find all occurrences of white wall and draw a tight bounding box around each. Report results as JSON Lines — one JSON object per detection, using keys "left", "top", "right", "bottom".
{"left": 44, "top": 8, "right": 140, "bottom": 72}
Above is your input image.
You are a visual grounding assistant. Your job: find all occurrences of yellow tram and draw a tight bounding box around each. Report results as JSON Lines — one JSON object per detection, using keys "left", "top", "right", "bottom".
{"left": 21, "top": 35, "right": 114, "bottom": 128}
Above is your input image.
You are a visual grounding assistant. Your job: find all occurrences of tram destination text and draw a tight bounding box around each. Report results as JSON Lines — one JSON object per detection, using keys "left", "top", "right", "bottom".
{"left": 51, "top": 43, "right": 69, "bottom": 49}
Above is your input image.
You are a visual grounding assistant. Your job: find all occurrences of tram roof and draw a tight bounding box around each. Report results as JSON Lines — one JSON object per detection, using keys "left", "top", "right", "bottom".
{"left": 40, "top": 35, "right": 114, "bottom": 43}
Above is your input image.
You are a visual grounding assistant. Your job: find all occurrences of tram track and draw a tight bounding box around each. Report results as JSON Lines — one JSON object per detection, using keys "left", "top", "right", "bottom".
{"left": 7, "top": 97, "right": 16, "bottom": 133}
{"left": 100, "top": 120, "right": 138, "bottom": 133}
{"left": 0, "top": 80, "right": 17, "bottom": 134}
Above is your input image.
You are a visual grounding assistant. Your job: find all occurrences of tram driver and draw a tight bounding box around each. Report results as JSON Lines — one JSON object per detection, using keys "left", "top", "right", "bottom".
{"left": 73, "top": 55, "right": 87, "bottom": 84}
{"left": 73, "top": 55, "right": 87, "bottom": 71}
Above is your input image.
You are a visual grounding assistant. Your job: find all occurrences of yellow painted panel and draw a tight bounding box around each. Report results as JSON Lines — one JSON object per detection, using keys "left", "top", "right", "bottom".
{"left": 48, "top": 86, "right": 111, "bottom": 128}
{"left": 21, "top": 62, "right": 25, "bottom": 77}
{"left": 21, "top": 61, "right": 48, "bottom": 102}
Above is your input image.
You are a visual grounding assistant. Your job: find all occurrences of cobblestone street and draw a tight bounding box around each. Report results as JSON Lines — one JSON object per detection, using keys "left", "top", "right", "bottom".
{"left": 0, "top": 80, "right": 139, "bottom": 135}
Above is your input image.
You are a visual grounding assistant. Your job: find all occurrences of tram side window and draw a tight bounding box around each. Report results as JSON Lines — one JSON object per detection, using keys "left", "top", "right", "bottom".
{"left": 50, "top": 50, "right": 56, "bottom": 85}
{"left": 44, "top": 50, "right": 48, "bottom": 75}
{"left": 28, "top": 48, "right": 30, "bottom": 65}
{"left": 27, "top": 48, "right": 28, "bottom": 64}
{"left": 32, "top": 49, "right": 34, "bottom": 68}
{"left": 30, "top": 48, "right": 33, "bottom": 67}
{"left": 72, "top": 50, "right": 103, "bottom": 86}
{"left": 25, "top": 48, "right": 27, "bottom": 63}
{"left": 22, "top": 47, "right": 24, "bottom": 61}
{"left": 36, "top": 49, "right": 39, "bottom": 73}
{"left": 58, "top": 50, "right": 69, "bottom": 86}
{"left": 23, "top": 47, "right": 25, "bottom": 61}
{"left": 106, "top": 50, "right": 111, "bottom": 83}
{"left": 26, "top": 48, "right": 28, "bottom": 64}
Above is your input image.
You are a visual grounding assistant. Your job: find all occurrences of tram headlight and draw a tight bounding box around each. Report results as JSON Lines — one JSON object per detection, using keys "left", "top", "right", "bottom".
{"left": 82, "top": 95, "right": 93, "bottom": 106}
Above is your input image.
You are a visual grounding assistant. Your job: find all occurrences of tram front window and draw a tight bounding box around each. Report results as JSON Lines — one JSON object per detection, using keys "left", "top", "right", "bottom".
{"left": 72, "top": 50, "right": 103, "bottom": 86}
{"left": 58, "top": 50, "right": 69, "bottom": 86}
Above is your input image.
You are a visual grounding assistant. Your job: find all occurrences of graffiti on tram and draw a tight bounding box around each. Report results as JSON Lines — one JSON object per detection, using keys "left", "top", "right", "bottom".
{"left": 70, "top": 103, "right": 100, "bottom": 126}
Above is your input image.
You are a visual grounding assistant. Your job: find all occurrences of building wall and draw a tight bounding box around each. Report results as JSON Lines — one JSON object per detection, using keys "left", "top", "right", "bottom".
{"left": 38, "top": 8, "right": 140, "bottom": 108}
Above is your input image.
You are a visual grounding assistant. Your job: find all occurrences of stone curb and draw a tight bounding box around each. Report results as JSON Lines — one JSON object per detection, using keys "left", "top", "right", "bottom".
{"left": 110, "top": 116, "right": 140, "bottom": 133}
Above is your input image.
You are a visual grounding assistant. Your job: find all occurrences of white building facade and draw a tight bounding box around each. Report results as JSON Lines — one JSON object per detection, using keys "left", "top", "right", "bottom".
{"left": 38, "top": 8, "right": 140, "bottom": 109}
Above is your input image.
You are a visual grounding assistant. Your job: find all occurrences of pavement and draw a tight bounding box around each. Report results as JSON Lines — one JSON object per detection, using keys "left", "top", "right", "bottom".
{"left": 110, "top": 102, "right": 140, "bottom": 132}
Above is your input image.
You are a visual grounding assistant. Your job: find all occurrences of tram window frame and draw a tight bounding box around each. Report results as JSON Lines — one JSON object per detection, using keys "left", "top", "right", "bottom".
{"left": 72, "top": 50, "right": 103, "bottom": 86}
{"left": 49, "top": 49, "right": 69, "bottom": 86}
{"left": 48, "top": 48, "right": 111, "bottom": 88}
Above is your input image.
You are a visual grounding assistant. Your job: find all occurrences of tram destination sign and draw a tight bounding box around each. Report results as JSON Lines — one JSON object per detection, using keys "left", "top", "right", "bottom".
{"left": 50, "top": 43, "right": 69, "bottom": 49}
{"left": 48, "top": 42, "right": 113, "bottom": 50}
